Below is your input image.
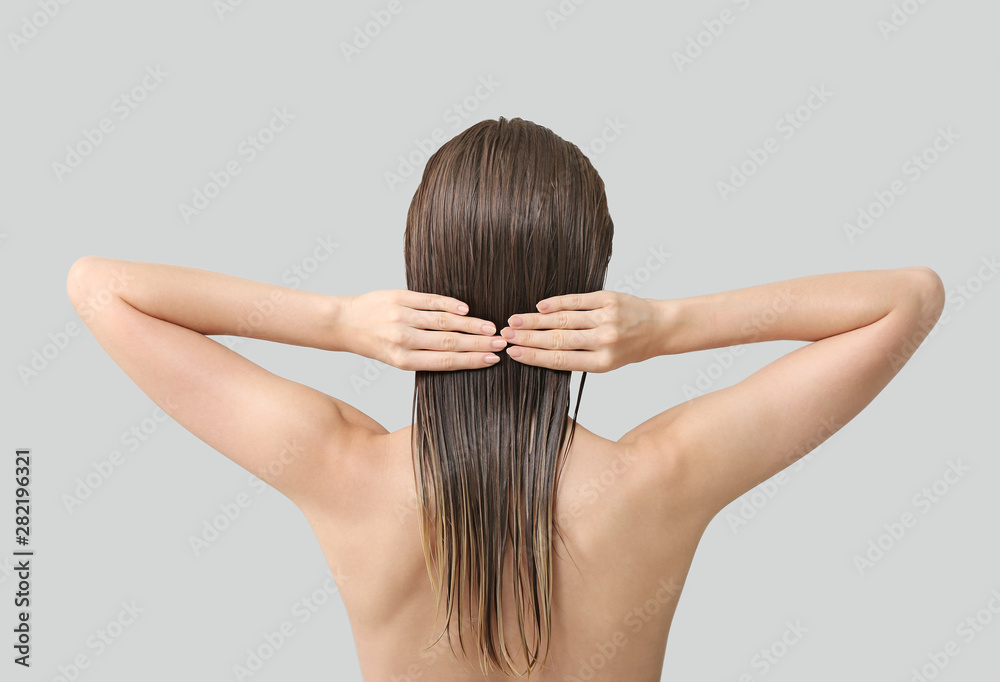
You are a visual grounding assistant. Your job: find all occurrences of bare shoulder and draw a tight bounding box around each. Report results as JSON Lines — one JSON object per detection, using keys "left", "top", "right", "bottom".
{"left": 615, "top": 402, "right": 718, "bottom": 536}
{"left": 555, "top": 419, "right": 705, "bottom": 545}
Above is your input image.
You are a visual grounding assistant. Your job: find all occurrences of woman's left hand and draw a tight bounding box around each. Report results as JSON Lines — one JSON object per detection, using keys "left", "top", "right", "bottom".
{"left": 339, "top": 289, "right": 507, "bottom": 371}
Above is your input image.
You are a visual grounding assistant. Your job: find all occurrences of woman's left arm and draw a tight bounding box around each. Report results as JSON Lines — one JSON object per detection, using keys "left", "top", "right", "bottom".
{"left": 65, "top": 256, "right": 501, "bottom": 514}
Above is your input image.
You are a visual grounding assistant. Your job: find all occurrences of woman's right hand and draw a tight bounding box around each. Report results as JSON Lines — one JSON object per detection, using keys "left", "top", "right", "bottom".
{"left": 500, "top": 290, "right": 662, "bottom": 372}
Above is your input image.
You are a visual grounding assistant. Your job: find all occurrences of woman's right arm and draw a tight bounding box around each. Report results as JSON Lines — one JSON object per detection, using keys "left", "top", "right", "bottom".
{"left": 503, "top": 267, "right": 945, "bottom": 522}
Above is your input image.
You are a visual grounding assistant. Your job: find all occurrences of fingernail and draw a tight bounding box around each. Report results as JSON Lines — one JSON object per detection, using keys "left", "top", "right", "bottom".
{"left": 501, "top": 328, "right": 516, "bottom": 340}
{"left": 484, "top": 354, "right": 499, "bottom": 363}
{"left": 508, "top": 347, "right": 522, "bottom": 358}
{"left": 537, "top": 302, "right": 549, "bottom": 311}
{"left": 481, "top": 323, "right": 496, "bottom": 334}
{"left": 509, "top": 315, "right": 523, "bottom": 327}
{"left": 458, "top": 304, "right": 469, "bottom": 314}
{"left": 492, "top": 338, "right": 507, "bottom": 349}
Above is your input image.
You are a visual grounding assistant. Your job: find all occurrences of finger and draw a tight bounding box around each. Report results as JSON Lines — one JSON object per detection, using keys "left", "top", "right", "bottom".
{"left": 536, "top": 291, "right": 609, "bottom": 313}
{"left": 409, "top": 329, "right": 507, "bottom": 353}
{"left": 505, "top": 345, "right": 603, "bottom": 372}
{"left": 499, "top": 327, "right": 599, "bottom": 351}
{"left": 398, "top": 349, "right": 500, "bottom": 371}
{"left": 402, "top": 289, "right": 471, "bottom": 316}
{"left": 506, "top": 309, "right": 597, "bottom": 331}
{"left": 410, "top": 308, "right": 496, "bottom": 336}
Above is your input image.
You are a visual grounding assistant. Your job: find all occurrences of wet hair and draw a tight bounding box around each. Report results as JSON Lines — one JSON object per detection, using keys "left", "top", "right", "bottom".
{"left": 404, "top": 116, "right": 614, "bottom": 676}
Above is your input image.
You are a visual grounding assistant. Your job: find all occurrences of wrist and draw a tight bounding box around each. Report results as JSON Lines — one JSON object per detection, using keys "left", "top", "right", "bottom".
{"left": 644, "top": 297, "right": 683, "bottom": 358}
{"left": 324, "top": 294, "right": 356, "bottom": 354}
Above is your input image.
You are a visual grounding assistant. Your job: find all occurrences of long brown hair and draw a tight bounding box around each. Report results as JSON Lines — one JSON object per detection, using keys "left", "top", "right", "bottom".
{"left": 404, "top": 116, "right": 614, "bottom": 676}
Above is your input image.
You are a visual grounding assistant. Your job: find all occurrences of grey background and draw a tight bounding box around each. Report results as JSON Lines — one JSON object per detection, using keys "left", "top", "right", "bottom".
{"left": 2, "top": 0, "right": 998, "bottom": 680}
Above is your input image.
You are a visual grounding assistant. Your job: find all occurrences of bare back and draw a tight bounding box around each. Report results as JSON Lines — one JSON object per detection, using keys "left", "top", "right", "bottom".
{"left": 301, "top": 419, "right": 706, "bottom": 681}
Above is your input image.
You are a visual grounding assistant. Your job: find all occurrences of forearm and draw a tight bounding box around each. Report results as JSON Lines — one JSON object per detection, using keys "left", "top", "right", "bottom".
{"left": 67, "top": 256, "right": 350, "bottom": 352}
{"left": 650, "top": 267, "right": 943, "bottom": 356}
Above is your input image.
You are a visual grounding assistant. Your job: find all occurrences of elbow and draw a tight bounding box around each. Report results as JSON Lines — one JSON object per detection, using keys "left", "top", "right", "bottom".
{"left": 66, "top": 256, "right": 103, "bottom": 309}
{"left": 905, "top": 266, "right": 946, "bottom": 324}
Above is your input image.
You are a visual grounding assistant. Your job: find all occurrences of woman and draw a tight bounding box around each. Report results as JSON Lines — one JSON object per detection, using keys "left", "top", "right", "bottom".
{"left": 66, "top": 117, "right": 945, "bottom": 680}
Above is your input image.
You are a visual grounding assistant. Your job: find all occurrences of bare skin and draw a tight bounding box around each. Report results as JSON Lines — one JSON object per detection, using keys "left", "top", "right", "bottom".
{"left": 66, "top": 259, "right": 945, "bottom": 681}
{"left": 307, "top": 419, "right": 701, "bottom": 681}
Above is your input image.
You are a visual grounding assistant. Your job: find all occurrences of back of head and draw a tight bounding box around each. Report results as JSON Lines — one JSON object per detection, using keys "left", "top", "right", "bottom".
{"left": 404, "top": 116, "right": 614, "bottom": 676}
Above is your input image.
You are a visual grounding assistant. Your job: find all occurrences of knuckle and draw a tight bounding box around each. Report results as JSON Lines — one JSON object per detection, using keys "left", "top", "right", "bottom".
{"left": 390, "top": 348, "right": 409, "bottom": 370}
{"left": 436, "top": 313, "right": 450, "bottom": 328}
{"left": 438, "top": 333, "right": 455, "bottom": 350}
{"left": 551, "top": 351, "right": 566, "bottom": 369}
